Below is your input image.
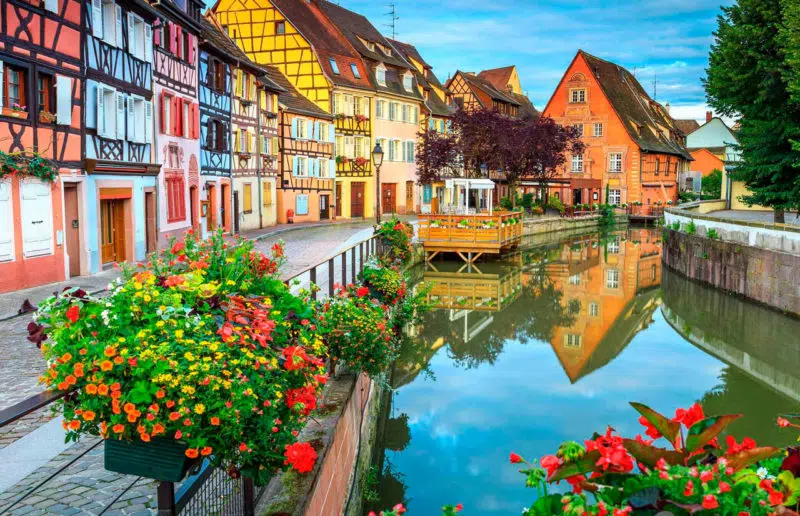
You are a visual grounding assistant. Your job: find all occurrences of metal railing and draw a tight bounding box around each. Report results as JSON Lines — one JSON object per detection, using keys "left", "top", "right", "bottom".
{"left": 0, "top": 234, "right": 382, "bottom": 516}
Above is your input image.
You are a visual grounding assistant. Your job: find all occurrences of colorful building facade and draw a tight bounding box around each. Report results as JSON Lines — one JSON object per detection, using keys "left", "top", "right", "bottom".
{"left": 542, "top": 50, "right": 690, "bottom": 207}
{"left": 0, "top": 0, "right": 84, "bottom": 292}
{"left": 84, "top": 0, "right": 160, "bottom": 273}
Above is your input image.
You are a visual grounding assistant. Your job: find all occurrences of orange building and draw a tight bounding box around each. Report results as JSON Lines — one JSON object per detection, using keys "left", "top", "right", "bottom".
{"left": 546, "top": 229, "right": 662, "bottom": 382}
{"left": 0, "top": 0, "right": 84, "bottom": 292}
{"left": 542, "top": 50, "right": 691, "bottom": 207}
{"left": 689, "top": 148, "right": 725, "bottom": 177}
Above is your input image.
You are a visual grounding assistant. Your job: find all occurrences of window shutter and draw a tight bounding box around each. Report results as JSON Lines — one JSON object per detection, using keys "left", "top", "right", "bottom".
{"left": 168, "top": 22, "right": 178, "bottom": 54}
{"left": 92, "top": 0, "right": 103, "bottom": 37}
{"left": 0, "top": 181, "right": 13, "bottom": 262}
{"left": 388, "top": 140, "right": 394, "bottom": 161}
{"left": 114, "top": 4, "right": 122, "bottom": 48}
{"left": 327, "top": 124, "right": 335, "bottom": 143}
{"left": 187, "top": 34, "right": 195, "bottom": 65}
{"left": 145, "top": 100, "right": 153, "bottom": 143}
{"left": 126, "top": 95, "right": 135, "bottom": 141}
{"left": 0, "top": 61, "right": 3, "bottom": 110}
{"left": 45, "top": 0, "right": 58, "bottom": 13}
{"left": 20, "top": 182, "right": 54, "bottom": 258}
{"left": 151, "top": 23, "right": 159, "bottom": 49}
{"left": 250, "top": 132, "right": 256, "bottom": 154}
{"left": 127, "top": 12, "right": 135, "bottom": 55}
{"left": 292, "top": 156, "right": 298, "bottom": 175}
{"left": 159, "top": 93, "right": 166, "bottom": 134}
{"left": 361, "top": 98, "right": 369, "bottom": 116}
{"left": 262, "top": 182, "right": 272, "bottom": 206}
{"left": 313, "top": 121, "right": 321, "bottom": 141}
{"left": 116, "top": 91, "right": 125, "bottom": 139}
{"left": 329, "top": 159, "right": 335, "bottom": 178}
{"left": 96, "top": 85, "right": 105, "bottom": 136}
{"left": 144, "top": 22, "right": 153, "bottom": 62}
{"left": 171, "top": 96, "right": 180, "bottom": 136}
{"left": 291, "top": 118, "right": 298, "bottom": 139}
{"left": 56, "top": 75, "right": 73, "bottom": 126}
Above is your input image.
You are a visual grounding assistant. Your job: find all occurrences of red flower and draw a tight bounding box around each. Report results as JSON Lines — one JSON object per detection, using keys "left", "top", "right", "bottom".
{"left": 638, "top": 415, "right": 662, "bottom": 439}
{"left": 509, "top": 452, "right": 524, "bottom": 464}
{"left": 684, "top": 480, "right": 694, "bottom": 496}
{"left": 282, "top": 346, "right": 310, "bottom": 370}
{"left": 778, "top": 417, "right": 791, "bottom": 428}
{"left": 566, "top": 474, "right": 585, "bottom": 494}
{"left": 719, "top": 481, "right": 731, "bottom": 493}
{"left": 726, "top": 435, "right": 756, "bottom": 454}
{"left": 284, "top": 442, "right": 317, "bottom": 473}
{"left": 286, "top": 385, "right": 318, "bottom": 416}
{"left": 271, "top": 243, "right": 284, "bottom": 258}
{"left": 66, "top": 305, "right": 81, "bottom": 323}
{"left": 455, "top": 503, "right": 463, "bottom": 512}
{"left": 164, "top": 275, "right": 186, "bottom": 287}
{"left": 701, "top": 495, "right": 718, "bottom": 510}
{"left": 171, "top": 242, "right": 185, "bottom": 254}
{"left": 356, "top": 286, "right": 370, "bottom": 298}
{"left": 699, "top": 469, "right": 713, "bottom": 483}
{"left": 672, "top": 403, "right": 705, "bottom": 428}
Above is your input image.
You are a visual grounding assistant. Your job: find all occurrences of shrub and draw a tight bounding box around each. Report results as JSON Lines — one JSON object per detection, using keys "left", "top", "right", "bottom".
{"left": 670, "top": 221, "right": 681, "bottom": 231}
{"left": 707, "top": 228, "right": 719, "bottom": 239}
{"left": 375, "top": 218, "right": 413, "bottom": 265}
{"left": 360, "top": 259, "right": 407, "bottom": 305}
{"left": 521, "top": 193, "right": 535, "bottom": 209}
{"left": 687, "top": 220, "right": 697, "bottom": 235}
{"left": 34, "top": 231, "right": 326, "bottom": 485}
{"left": 498, "top": 196, "right": 514, "bottom": 210}
{"left": 548, "top": 195, "right": 566, "bottom": 215}
{"left": 702, "top": 169, "right": 723, "bottom": 198}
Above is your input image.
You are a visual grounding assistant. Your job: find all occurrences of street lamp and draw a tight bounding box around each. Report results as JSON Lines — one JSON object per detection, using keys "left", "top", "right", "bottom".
{"left": 372, "top": 142, "right": 384, "bottom": 224}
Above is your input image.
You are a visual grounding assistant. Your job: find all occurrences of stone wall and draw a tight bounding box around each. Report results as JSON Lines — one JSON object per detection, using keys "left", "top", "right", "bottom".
{"left": 662, "top": 228, "right": 800, "bottom": 316}
{"left": 522, "top": 214, "right": 628, "bottom": 237}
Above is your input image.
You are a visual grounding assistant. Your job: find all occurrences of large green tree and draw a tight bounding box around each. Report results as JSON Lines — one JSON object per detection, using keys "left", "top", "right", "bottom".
{"left": 704, "top": 0, "right": 800, "bottom": 222}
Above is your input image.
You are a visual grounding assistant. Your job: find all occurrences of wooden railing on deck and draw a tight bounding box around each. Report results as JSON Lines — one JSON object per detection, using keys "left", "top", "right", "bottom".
{"left": 417, "top": 211, "right": 524, "bottom": 252}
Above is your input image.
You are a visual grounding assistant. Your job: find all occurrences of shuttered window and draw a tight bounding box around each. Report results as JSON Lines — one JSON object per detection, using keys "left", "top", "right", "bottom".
{"left": 242, "top": 183, "right": 252, "bottom": 214}
{"left": 262, "top": 182, "right": 272, "bottom": 207}
{"left": 165, "top": 172, "right": 186, "bottom": 223}
{"left": 20, "top": 181, "right": 54, "bottom": 258}
{"left": 0, "top": 180, "right": 13, "bottom": 262}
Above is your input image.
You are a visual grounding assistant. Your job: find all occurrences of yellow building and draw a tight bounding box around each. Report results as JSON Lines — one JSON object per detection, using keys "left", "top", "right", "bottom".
{"left": 211, "top": 0, "right": 377, "bottom": 219}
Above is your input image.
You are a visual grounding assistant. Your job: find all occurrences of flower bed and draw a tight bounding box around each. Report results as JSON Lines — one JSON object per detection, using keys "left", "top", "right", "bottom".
{"left": 375, "top": 218, "right": 413, "bottom": 265}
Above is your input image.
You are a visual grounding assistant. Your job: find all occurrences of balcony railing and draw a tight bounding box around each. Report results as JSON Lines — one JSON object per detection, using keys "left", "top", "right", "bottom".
{"left": 335, "top": 157, "right": 371, "bottom": 176}
{"left": 333, "top": 115, "right": 370, "bottom": 134}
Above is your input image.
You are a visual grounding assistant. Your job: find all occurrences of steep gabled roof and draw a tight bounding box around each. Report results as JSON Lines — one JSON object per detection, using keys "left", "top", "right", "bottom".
{"left": 263, "top": 65, "right": 331, "bottom": 119}
{"left": 386, "top": 39, "right": 454, "bottom": 117}
{"left": 477, "top": 66, "right": 515, "bottom": 91}
{"left": 460, "top": 72, "right": 521, "bottom": 106}
{"left": 674, "top": 119, "right": 701, "bottom": 136}
{"left": 578, "top": 50, "right": 691, "bottom": 159}
{"left": 387, "top": 38, "right": 446, "bottom": 91}
{"left": 268, "top": 0, "right": 373, "bottom": 91}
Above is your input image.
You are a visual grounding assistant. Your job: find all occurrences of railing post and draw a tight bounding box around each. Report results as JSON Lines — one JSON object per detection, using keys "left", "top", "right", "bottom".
{"left": 157, "top": 481, "right": 176, "bottom": 516}
{"left": 341, "top": 251, "right": 347, "bottom": 287}
{"left": 309, "top": 267, "right": 317, "bottom": 300}
{"left": 328, "top": 258, "right": 335, "bottom": 298}
{"left": 360, "top": 242, "right": 364, "bottom": 272}
{"left": 243, "top": 477, "right": 256, "bottom": 516}
{"left": 351, "top": 247, "right": 356, "bottom": 283}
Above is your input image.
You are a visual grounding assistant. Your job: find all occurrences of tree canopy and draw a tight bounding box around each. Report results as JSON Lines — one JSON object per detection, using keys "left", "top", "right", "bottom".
{"left": 704, "top": 0, "right": 800, "bottom": 221}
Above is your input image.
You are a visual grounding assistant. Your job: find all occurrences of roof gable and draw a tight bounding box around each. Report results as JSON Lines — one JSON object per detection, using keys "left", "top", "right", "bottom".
{"left": 686, "top": 118, "right": 738, "bottom": 149}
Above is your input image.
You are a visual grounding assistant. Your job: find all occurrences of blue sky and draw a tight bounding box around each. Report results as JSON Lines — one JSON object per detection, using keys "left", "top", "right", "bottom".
{"left": 336, "top": 0, "right": 734, "bottom": 123}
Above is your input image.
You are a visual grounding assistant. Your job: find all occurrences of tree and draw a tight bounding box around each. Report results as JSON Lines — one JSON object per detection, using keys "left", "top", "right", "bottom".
{"left": 702, "top": 169, "right": 723, "bottom": 198}
{"left": 520, "top": 118, "right": 584, "bottom": 206}
{"left": 704, "top": 0, "right": 800, "bottom": 222}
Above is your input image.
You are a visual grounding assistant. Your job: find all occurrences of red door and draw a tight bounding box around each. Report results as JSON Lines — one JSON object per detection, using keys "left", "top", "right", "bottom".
{"left": 350, "top": 182, "right": 365, "bottom": 218}
{"left": 381, "top": 183, "right": 396, "bottom": 214}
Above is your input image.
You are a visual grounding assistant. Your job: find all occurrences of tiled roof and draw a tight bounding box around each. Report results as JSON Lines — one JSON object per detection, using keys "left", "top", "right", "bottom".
{"left": 477, "top": 66, "right": 515, "bottom": 91}
{"left": 579, "top": 50, "right": 692, "bottom": 159}
{"left": 674, "top": 119, "right": 701, "bottom": 136}
{"left": 387, "top": 39, "right": 446, "bottom": 91}
{"left": 269, "top": 0, "right": 373, "bottom": 91}
{"left": 201, "top": 14, "right": 284, "bottom": 92}
{"left": 510, "top": 92, "right": 538, "bottom": 119}
{"left": 262, "top": 65, "right": 331, "bottom": 119}
{"left": 461, "top": 72, "right": 521, "bottom": 106}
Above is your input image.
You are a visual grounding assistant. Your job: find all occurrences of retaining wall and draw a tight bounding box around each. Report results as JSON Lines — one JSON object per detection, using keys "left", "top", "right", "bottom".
{"left": 522, "top": 214, "right": 628, "bottom": 237}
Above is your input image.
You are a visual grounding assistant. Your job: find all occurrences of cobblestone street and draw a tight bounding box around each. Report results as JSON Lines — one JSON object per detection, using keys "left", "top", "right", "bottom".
{"left": 0, "top": 219, "right": 386, "bottom": 515}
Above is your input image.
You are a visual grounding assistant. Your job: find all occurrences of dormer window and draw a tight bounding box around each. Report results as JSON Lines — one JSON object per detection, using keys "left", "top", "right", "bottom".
{"left": 351, "top": 64, "right": 360, "bottom": 79}
{"left": 376, "top": 65, "right": 386, "bottom": 86}
{"left": 402, "top": 73, "right": 413, "bottom": 91}
{"left": 569, "top": 88, "right": 586, "bottom": 103}
{"left": 329, "top": 58, "right": 340, "bottom": 75}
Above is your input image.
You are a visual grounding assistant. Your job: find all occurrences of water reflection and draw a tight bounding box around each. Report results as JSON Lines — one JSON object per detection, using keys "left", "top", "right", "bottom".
{"left": 367, "top": 228, "right": 800, "bottom": 514}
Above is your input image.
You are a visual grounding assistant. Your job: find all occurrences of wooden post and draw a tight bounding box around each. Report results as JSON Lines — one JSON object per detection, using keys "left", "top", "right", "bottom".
{"left": 328, "top": 258, "right": 335, "bottom": 298}
{"left": 309, "top": 267, "right": 317, "bottom": 300}
{"left": 243, "top": 477, "right": 255, "bottom": 516}
{"left": 157, "top": 482, "right": 176, "bottom": 516}
{"left": 341, "top": 252, "right": 347, "bottom": 287}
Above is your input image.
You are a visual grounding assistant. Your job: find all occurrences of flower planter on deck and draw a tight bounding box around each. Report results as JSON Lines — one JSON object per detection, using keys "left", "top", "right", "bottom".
{"left": 104, "top": 437, "right": 195, "bottom": 482}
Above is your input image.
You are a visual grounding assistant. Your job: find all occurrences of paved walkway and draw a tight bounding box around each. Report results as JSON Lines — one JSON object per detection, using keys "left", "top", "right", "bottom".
{"left": 0, "top": 218, "right": 391, "bottom": 515}
{"left": 710, "top": 209, "right": 800, "bottom": 226}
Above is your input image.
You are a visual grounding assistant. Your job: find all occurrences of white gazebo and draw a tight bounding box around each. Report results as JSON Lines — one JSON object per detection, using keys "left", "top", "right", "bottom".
{"left": 444, "top": 178, "right": 495, "bottom": 215}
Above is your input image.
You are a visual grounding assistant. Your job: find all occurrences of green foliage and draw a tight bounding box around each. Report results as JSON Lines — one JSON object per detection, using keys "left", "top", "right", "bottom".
{"left": 597, "top": 204, "right": 616, "bottom": 228}
{"left": 375, "top": 218, "right": 413, "bottom": 265}
{"left": 521, "top": 193, "right": 535, "bottom": 209}
{"left": 705, "top": 0, "right": 800, "bottom": 217}
{"left": 548, "top": 195, "right": 565, "bottom": 215}
{"left": 702, "top": 169, "right": 723, "bottom": 199}
{"left": 707, "top": 228, "right": 719, "bottom": 239}
{"left": 0, "top": 151, "right": 58, "bottom": 182}
{"left": 687, "top": 220, "right": 697, "bottom": 235}
{"left": 360, "top": 259, "right": 407, "bottom": 304}
{"left": 499, "top": 196, "right": 514, "bottom": 210}
{"left": 363, "top": 466, "right": 380, "bottom": 503}
{"left": 670, "top": 221, "right": 681, "bottom": 231}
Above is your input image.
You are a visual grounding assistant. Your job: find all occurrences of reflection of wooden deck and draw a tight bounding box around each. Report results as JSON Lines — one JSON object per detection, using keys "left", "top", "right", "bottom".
{"left": 418, "top": 211, "right": 524, "bottom": 263}
{"left": 424, "top": 269, "right": 523, "bottom": 311}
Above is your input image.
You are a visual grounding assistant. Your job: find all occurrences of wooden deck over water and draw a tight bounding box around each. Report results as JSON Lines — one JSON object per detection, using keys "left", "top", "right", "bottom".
{"left": 418, "top": 211, "right": 524, "bottom": 262}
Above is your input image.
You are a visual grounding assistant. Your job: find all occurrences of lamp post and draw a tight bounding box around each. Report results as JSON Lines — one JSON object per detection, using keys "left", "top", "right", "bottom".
{"left": 372, "top": 142, "right": 384, "bottom": 224}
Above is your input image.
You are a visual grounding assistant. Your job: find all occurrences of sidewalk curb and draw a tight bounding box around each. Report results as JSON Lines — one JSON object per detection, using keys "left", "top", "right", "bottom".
{"left": 244, "top": 219, "right": 372, "bottom": 243}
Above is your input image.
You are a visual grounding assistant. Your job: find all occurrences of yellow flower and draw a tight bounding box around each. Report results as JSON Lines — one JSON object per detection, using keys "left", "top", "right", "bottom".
{"left": 143, "top": 295, "right": 152, "bottom": 302}
{"left": 175, "top": 330, "right": 184, "bottom": 339}
{"left": 156, "top": 321, "right": 165, "bottom": 328}
{"left": 194, "top": 404, "right": 205, "bottom": 415}
{"left": 181, "top": 385, "right": 196, "bottom": 395}
{"left": 184, "top": 352, "right": 195, "bottom": 361}
{"left": 134, "top": 282, "right": 143, "bottom": 290}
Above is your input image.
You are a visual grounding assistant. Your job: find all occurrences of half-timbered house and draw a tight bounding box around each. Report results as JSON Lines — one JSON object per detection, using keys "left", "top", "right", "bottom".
{"left": 264, "top": 66, "right": 334, "bottom": 224}
{"left": 84, "top": 0, "right": 161, "bottom": 272}
{"left": 211, "top": 0, "right": 376, "bottom": 220}
{"left": 198, "top": 16, "right": 232, "bottom": 238}
{"left": 0, "top": 0, "right": 84, "bottom": 292}
{"left": 446, "top": 70, "right": 521, "bottom": 117}
{"left": 151, "top": 0, "right": 203, "bottom": 243}
{"left": 254, "top": 74, "right": 283, "bottom": 228}
{"left": 319, "top": 1, "right": 424, "bottom": 216}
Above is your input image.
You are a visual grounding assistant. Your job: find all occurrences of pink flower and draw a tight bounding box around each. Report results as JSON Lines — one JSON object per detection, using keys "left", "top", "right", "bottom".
{"left": 540, "top": 455, "right": 559, "bottom": 477}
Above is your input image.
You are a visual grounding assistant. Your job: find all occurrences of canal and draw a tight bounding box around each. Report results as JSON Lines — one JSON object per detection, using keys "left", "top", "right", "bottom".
{"left": 365, "top": 227, "right": 800, "bottom": 515}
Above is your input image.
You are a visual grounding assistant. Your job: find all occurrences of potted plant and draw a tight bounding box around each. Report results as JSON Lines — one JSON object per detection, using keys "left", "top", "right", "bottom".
{"left": 457, "top": 219, "right": 470, "bottom": 228}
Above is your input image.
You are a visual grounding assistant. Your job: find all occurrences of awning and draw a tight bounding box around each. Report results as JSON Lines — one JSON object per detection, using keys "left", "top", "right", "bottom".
{"left": 445, "top": 178, "right": 495, "bottom": 190}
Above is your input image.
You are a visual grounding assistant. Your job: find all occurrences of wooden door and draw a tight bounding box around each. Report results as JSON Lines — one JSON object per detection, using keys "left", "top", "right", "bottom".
{"left": 350, "top": 182, "right": 364, "bottom": 218}
{"left": 319, "top": 194, "right": 330, "bottom": 220}
{"left": 144, "top": 192, "right": 156, "bottom": 253}
{"left": 335, "top": 184, "right": 342, "bottom": 217}
{"left": 100, "top": 200, "right": 125, "bottom": 264}
{"left": 233, "top": 191, "right": 240, "bottom": 234}
{"left": 64, "top": 185, "right": 80, "bottom": 277}
{"left": 405, "top": 181, "right": 414, "bottom": 213}
{"left": 207, "top": 183, "right": 217, "bottom": 230}
{"left": 381, "top": 183, "right": 396, "bottom": 214}
{"left": 221, "top": 183, "right": 230, "bottom": 231}
{"left": 189, "top": 186, "right": 199, "bottom": 232}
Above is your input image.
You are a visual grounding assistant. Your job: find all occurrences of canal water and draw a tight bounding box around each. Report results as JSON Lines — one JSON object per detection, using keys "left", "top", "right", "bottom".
{"left": 366, "top": 227, "right": 800, "bottom": 515}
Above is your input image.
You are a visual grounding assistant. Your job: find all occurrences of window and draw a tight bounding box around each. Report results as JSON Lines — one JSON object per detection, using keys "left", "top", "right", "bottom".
{"left": 238, "top": 129, "right": 248, "bottom": 153}
{"left": 275, "top": 21, "right": 285, "bottom": 35}
{"left": 4, "top": 64, "right": 27, "bottom": 112}
{"left": 376, "top": 65, "right": 386, "bottom": 86}
{"left": 329, "top": 58, "right": 340, "bottom": 75}
{"left": 589, "top": 302, "right": 599, "bottom": 317}
{"left": 609, "top": 153, "right": 622, "bottom": 173}
{"left": 96, "top": 84, "right": 118, "bottom": 138}
{"left": 607, "top": 236, "right": 620, "bottom": 254}
{"left": 37, "top": 72, "right": 54, "bottom": 116}
{"left": 182, "top": 30, "right": 190, "bottom": 62}
{"left": 572, "top": 124, "right": 583, "bottom": 137}
{"left": 654, "top": 158, "right": 660, "bottom": 175}
{"left": 262, "top": 182, "right": 272, "bottom": 207}
{"left": 389, "top": 102, "right": 398, "bottom": 121}
{"left": 570, "top": 88, "right": 586, "bottom": 103}
{"left": 391, "top": 140, "right": 401, "bottom": 162}
{"left": 564, "top": 334, "right": 582, "bottom": 348}
{"left": 593, "top": 122, "right": 603, "bottom": 137}
{"left": 609, "top": 189, "right": 621, "bottom": 206}
{"left": 606, "top": 269, "right": 619, "bottom": 289}
{"left": 242, "top": 183, "right": 252, "bottom": 214}
{"left": 568, "top": 274, "right": 581, "bottom": 285}
{"left": 343, "top": 136, "right": 354, "bottom": 158}
{"left": 127, "top": 95, "right": 147, "bottom": 143}
{"left": 318, "top": 158, "right": 329, "bottom": 178}
{"left": 318, "top": 122, "right": 329, "bottom": 142}
{"left": 405, "top": 141, "right": 415, "bottom": 163}
{"left": 100, "top": 0, "right": 117, "bottom": 47}
{"left": 212, "top": 60, "right": 225, "bottom": 91}
{"left": 128, "top": 13, "right": 146, "bottom": 60}
{"left": 401, "top": 104, "right": 409, "bottom": 123}
{"left": 350, "top": 63, "right": 360, "bottom": 79}
{"left": 207, "top": 119, "right": 225, "bottom": 151}
{"left": 376, "top": 99, "right": 386, "bottom": 119}
{"left": 165, "top": 171, "right": 186, "bottom": 223}
{"left": 571, "top": 154, "right": 583, "bottom": 173}
{"left": 297, "top": 118, "right": 308, "bottom": 139}
{"left": 403, "top": 73, "right": 413, "bottom": 91}
{"left": 293, "top": 155, "right": 308, "bottom": 176}
{"left": 354, "top": 136, "right": 367, "bottom": 158}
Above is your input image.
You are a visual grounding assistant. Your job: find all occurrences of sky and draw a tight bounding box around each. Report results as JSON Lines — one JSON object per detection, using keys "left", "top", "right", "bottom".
{"left": 332, "top": 0, "right": 735, "bottom": 124}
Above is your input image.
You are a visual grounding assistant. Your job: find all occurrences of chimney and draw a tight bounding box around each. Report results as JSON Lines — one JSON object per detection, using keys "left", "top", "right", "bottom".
{"left": 706, "top": 111, "right": 712, "bottom": 123}
{"left": 665, "top": 102, "right": 670, "bottom": 114}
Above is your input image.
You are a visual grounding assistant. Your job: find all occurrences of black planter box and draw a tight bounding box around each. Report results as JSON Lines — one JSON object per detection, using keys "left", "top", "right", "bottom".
{"left": 104, "top": 437, "right": 193, "bottom": 482}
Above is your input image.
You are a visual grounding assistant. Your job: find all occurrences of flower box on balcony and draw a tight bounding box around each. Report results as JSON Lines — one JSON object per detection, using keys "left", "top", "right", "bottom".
{"left": 105, "top": 437, "right": 196, "bottom": 482}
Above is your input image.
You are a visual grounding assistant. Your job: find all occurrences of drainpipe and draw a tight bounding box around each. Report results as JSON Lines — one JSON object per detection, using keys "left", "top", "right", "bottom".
{"left": 256, "top": 83, "right": 263, "bottom": 229}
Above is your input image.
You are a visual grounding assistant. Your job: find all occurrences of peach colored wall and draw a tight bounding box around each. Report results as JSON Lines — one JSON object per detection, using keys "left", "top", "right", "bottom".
{"left": 276, "top": 189, "right": 332, "bottom": 224}
{"left": 373, "top": 95, "right": 420, "bottom": 214}
{"left": 690, "top": 148, "right": 724, "bottom": 177}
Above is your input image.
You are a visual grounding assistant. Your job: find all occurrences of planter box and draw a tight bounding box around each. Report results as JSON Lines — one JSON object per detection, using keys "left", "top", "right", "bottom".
{"left": 105, "top": 437, "right": 194, "bottom": 481}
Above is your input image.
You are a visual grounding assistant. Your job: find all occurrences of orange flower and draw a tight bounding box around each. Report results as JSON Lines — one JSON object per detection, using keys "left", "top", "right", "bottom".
{"left": 110, "top": 382, "right": 121, "bottom": 391}
{"left": 123, "top": 402, "right": 136, "bottom": 414}
{"left": 97, "top": 384, "right": 109, "bottom": 395}
{"left": 100, "top": 360, "right": 113, "bottom": 371}
{"left": 60, "top": 352, "right": 73, "bottom": 363}
{"left": 82, "top": 410, "right": 96, "bottom": 421}
{"left": 112, "top": 423, "right": 125, "bottom": 434}
{"left": 85, "top": 384, "right": 98, "bottom": 395}
{"left": 68, "top": 420, "right": 81, "bottom": 430}
{"left": 65, "top": 375, "right": 77, "bottom": 385}
{"left": 166, "top": 400, "right": 176, "bottom": 408}
{"left": 185, "top": 448, "right": 199, "bottom": 459}
{"left": 104, "top": 346, "right": 116, "bottom": 357}
{"left": 110, "top": 390, "right": 122, "bottom": 399}
{"left": 155, "top": 390, "right": 165, "bottom": 399}
{"left": 140, "top": 433, "right": 151, "bottom": 442}
{"left": 149, "top": 403, "right": 159, "bottom": 413}
{"left": 57, "top": 382, "right": 68, "bottom": 390}
{"left": 127, "top": 413, "right": 138, "bottom": 423}
{"left": 152, "top": 423, "right": 165, "bottom": 435}
{"left": 73, "top": 363, "right": 84, "bottom": 378}
{"left": 113, "top": 356, "right": 124, "bottom": 365}
{"left": 100, "top": 421, "right": 108, "bottom": 435}
{"left": 79, "top": 348, "right": 88, "bottom": 355}
{"left": 200, "top": 446, "right": 212, "bottom": 456}
{"left": 169, "top": 412, "right": 180, "bottom": 421}
{"left": 210, "top": 417, "right": 220, "bottom": 426}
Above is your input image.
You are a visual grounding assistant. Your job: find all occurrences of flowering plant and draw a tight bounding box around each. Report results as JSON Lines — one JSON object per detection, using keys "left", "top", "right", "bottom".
{"left": 375, "top": 217, "right": 413, "bottom": 265}
{"left": 510, "top": 402, "right": 788, "bottom": 515}
{"left": 355, "top": 156, "right": 369, "bottom": 167}
{"left": 336, "top": 155, "right": 349, "bottom": 164}
{"left": 34, "top": 231, "right": 326, "bottom": 485}
{"left": 360, "top": 259, "right": 407, "bottom": 305}
{"left": 355, "top": 114, "right": 369, "bottom": 123}
{"left": 10, "top": 102, "right": 27, "bottom": 113}
{"left": 0, "top": 151, "right": 58, "bottom": 182}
